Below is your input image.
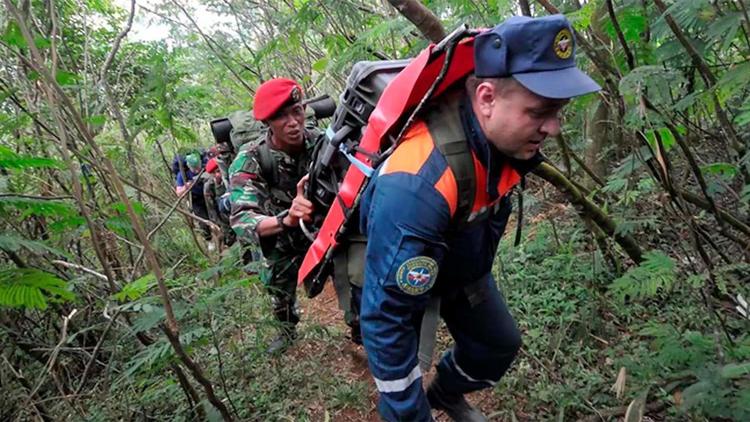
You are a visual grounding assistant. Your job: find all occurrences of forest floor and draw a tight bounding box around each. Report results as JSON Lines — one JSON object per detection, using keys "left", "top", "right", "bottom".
{"left": 262, "top": 203, "right": 682, "bottom": 422}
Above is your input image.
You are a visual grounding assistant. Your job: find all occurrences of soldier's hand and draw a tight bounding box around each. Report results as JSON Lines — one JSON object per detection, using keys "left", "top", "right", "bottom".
{"left": 285, "top": 175, "right": 314, "bottom": 226}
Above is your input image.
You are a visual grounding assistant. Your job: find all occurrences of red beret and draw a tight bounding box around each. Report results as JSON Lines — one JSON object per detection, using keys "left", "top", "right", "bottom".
{"left": 205, "top": 157, "right": 218, "bottom": 173}
{"left": 253, "top": 78, "right": 303, "bottom": 121}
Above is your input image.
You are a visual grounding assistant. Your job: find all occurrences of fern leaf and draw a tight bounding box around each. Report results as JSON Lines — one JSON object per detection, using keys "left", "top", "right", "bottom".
{"left": 0, "top": 268, "right": 75, "bottom": 310}
{"left": 610, "top": 250, "right": 676, "bottom": 301}
{"left": 114, "top": 273, "right": 156, "bottom": 302}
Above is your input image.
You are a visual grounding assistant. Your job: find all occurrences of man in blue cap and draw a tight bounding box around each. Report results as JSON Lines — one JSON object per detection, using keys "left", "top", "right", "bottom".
{"left": 358, "top": 15, "right": 600, "bottom": 421}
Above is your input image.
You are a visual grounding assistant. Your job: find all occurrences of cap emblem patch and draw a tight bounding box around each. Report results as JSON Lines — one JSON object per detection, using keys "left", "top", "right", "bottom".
{"left": 396, "top": 256, "right": 438, "bottom": 295}
{"left": 553, "top": 29, "right": 573, "bottom": 59}
{"left": 290, "top": 86, "right": 301, "bottom": 102}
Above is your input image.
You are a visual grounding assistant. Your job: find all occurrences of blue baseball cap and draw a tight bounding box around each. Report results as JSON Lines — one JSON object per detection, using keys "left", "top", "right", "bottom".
{"left": 474, "top": 15, "right": 600, "bottom": 99}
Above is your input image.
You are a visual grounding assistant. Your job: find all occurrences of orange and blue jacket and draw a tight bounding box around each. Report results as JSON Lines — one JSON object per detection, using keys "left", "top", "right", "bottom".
{"left": 358, "top": 94, "right": 541, "bottom": 420}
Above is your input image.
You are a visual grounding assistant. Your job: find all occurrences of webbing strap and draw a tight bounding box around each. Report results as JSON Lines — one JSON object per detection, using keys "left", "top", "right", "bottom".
{"left": 425, "top": 99, "right": 475, "bottom": 227}
{"left": 418, "top": 295, "right": 441, "bottom": 372}
{"left": 256, "top": 141, "right": 278, "bottom": 186}
{"left": 415, "top": 98, "right": 476, "bottom": 371}
{"left": 514, "top": 176, "right": 526, "bottom": 247}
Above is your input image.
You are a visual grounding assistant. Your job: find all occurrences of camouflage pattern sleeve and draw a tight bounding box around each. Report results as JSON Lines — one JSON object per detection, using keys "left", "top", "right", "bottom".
{"left": 202, "top": 174, "right": 219, "bottom": 224}
{"left": 228, "top": 147, "right": 270, "bottom": 244}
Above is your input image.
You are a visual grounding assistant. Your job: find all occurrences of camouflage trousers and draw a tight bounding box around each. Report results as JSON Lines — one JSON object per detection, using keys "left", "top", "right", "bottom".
{"left": 261, "top": 256, "right": 301, "bottom": 330}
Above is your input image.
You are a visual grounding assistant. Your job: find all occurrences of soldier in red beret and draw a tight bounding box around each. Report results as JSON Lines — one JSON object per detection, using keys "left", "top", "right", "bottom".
{"left": 227, "top": 78, "right": 321, "bottom": 354}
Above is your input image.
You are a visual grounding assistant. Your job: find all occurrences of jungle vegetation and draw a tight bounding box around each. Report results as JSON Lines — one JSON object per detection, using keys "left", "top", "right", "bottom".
{"left": 0, "top": 0, "right": 749, "bottom": 420}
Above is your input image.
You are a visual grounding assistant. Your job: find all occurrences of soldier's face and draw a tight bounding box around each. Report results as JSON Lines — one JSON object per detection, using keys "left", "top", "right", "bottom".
{"left": 268, "top": 102, "right": 306, "bottom": 148}
{"left": 474, "top": 80, "right": 567, "bottom": 160}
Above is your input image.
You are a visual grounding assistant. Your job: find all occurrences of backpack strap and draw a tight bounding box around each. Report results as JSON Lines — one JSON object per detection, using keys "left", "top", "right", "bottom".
{"left": 417, "top": 98, "right": 475, "bottom": 371}
{"left": 514, "top": 176, "right": 526, "bottom": 247}
{"left": 425, "top": 99, "right": 475, "bottom": 227}
{"left": 256, "top": 140, "right": 279, "bottom": 186}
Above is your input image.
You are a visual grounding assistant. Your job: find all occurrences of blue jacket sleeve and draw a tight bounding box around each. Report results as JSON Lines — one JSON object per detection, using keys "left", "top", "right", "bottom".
{"left": 359, "top": 172, "right": 451, "bottom": 422}
{"left": 176, "top": 172, "right": 185, "bottom": 187}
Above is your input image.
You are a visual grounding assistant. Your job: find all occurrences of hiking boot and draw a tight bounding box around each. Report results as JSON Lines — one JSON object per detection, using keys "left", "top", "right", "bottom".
{"left": 265, "top": 328, "right": 297, "bottom": 355}
{"left": 426, "top": 376, "right": 487, "bottom": 422}
{"left": 350, "top": 321, "right": 363, "bottom": 345}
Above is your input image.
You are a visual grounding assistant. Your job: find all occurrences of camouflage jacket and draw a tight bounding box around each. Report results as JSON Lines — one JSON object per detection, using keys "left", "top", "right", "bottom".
{"left": 228, "top": 129, "right": 321, "bottom": 261}
{"left": 202, "top": 171, "right": 226, "bottom": 225}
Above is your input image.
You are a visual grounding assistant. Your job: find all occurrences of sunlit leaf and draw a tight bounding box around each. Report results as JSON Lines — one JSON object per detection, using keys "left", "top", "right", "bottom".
{"left": 34, "top": 36, "right": 51, "bottom": 49}
{"left": 0, "top": 268, "right": 76, "bottom": 310}
{"left": 701, "top": 162, "right": 737, "bottom": 178}
{"left": 1, "top": 21, "right": 26, "bottom": 48}
{"left": 114, "top": 273, "right": 156, "bottom": 302}
{"left": 312, "top": 58, "right": 329, "bottom": 73}
{"left": 644, "top": 127, "right": 675, "bottom": 151}
{"left": 55, "top": 70, "right": 79, "bottom": 86}
{"left": 87, "top": 114, "right": 107, "bottom": 127}
{"left": 0, "top": 146, "right": 62, "bottom": 169}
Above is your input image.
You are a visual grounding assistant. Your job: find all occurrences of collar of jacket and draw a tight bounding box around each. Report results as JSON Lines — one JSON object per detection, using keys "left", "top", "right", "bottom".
{"left": 458, "top": 93, "right": 543, "bottom": 195}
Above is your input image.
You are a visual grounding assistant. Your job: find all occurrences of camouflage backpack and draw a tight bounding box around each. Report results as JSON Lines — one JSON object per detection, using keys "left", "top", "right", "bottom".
{"left": 227, "top": 110, "right": 266, "bottom": 152}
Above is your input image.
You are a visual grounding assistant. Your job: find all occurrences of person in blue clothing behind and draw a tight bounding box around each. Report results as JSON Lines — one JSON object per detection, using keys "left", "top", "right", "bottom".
{"left": 175, "top": 152, "right": 212, "bottom": 242}
{"left": 358, "top": 15, "right": 600, "bottom": 421}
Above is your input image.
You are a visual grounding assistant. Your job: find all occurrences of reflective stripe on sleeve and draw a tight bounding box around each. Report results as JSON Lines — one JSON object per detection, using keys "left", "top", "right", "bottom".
{"left": 451, "top": 352, "right": 497, "bottom": 387}
{"left": 373, "top": 365, "right": 422, "bottom": 393}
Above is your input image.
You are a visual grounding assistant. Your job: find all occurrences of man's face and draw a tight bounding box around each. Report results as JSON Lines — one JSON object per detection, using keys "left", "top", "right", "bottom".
{"left": 267, "top": 102, "right": 306, "bottom": 149}
{"left": 474, "top": 80, "right": 568, "bottom": 160}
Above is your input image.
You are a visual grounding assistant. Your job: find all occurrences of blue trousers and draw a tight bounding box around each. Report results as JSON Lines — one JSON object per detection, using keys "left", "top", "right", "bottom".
{"left": 356, "top": 274, "right": 521, "bottom": 421}
{"left": 436, "top": 275, "right": 521, "bottom": 396}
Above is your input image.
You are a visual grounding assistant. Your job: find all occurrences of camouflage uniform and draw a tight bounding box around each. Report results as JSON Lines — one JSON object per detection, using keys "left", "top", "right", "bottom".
{"left": 228, "top": 128, "right": 321, "bottom": 329}
{"left": 214, "top": 142, "right": 235, "bottom": 191}
{"left": 203, "top": 170, "right": 235, "bottom": 246}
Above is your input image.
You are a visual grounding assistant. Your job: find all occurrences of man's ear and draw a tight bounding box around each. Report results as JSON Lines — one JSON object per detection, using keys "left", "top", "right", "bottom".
{"left": 474, "top": 82, "right": 496, "bottom": 118}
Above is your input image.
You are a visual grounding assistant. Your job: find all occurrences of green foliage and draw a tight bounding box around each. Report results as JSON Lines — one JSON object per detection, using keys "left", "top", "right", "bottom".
{"left": 55, "top": 70, "right": 79, "bottom": 86}
{"left": 701, "top": 162, "right": 738, "bottom": 178}
{"left": 114, "top": 273, "right": 156, "bottom": 302}
{"left": 643, "top": 127, "right": 676, "bottom": 151}
{"left": 619, "top": 66, "right": 686, "bottom": 109}
{"left": 635, "top": 322, "right": 750, "bottom": 419}
{"left": 0, "top": 196, "right": 76, "bottom": 218}
{"left": 1, "top": 20, "right": 26, "bottom": 48}
{"left": 0, "top": 268, "right": 75, "bottom": 309}
{"left": 0, "top": 234, "right": 69, "bottom": 258}
{"left": 0, "top": 146, "right": 62, "bottom": 169}
{"left": 610, "top": 250, "right": 676, "bottom": 301}
{"left": 567, "top": 0, "right": 597, "bottom": 31}
{"left": 2, "top": 0, "right": 750, "bottom": 420}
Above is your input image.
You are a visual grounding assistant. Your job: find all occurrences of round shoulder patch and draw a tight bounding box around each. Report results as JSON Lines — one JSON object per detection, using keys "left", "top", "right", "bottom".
{"left": 553, "top": 28, "right": 573, "bottom": 60}
{"left": 396, "top": 256, "right": 438, "bottom": 295}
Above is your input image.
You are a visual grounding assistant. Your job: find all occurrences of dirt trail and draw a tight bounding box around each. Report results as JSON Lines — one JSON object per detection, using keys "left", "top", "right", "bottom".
{"left": 294, "top": 282, "right": 380, "bottom": 421}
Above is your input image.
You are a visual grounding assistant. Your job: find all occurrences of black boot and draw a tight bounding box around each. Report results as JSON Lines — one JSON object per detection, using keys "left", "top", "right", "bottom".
{"left": 426, "top": 375, "right": 487, "bottom": 422}
{"left": 266, "top": 326, "right": 297, "bottom": 355}
{"left": 349, "top": 320, "right": 362, "bottom": 345}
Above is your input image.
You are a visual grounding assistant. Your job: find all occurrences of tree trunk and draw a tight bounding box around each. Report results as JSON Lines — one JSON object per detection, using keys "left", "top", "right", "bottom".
{"left": 585, "top": 100, "right": 609, "bottom": 183}
{"left": 386, "top": 0, "right": 446, "bottom": 43}
{"left": 533, "top": 163, "right": 643, "bottom": 264}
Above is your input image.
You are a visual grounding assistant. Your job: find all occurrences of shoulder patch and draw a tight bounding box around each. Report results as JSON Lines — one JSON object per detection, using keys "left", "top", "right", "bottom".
{"left": 396, "top": 256, "right": 438, "bottom": 295}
